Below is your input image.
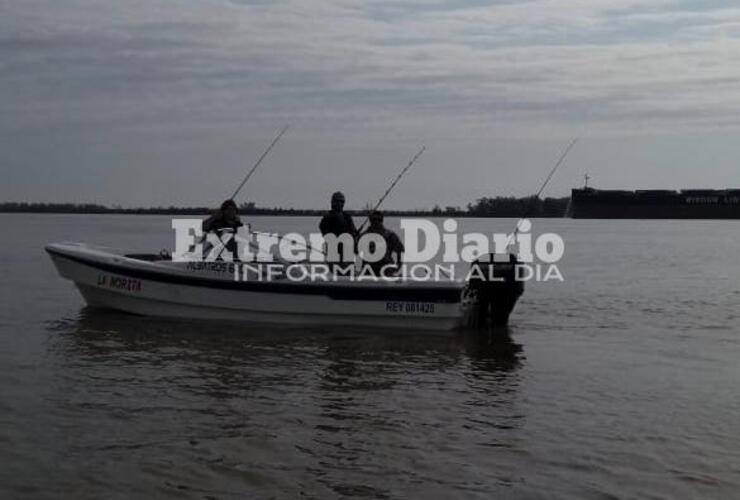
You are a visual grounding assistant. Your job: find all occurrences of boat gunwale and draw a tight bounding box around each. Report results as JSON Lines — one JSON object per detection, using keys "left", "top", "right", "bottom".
{"left": 46, "top": 246, "right": 464, "bottom": 303}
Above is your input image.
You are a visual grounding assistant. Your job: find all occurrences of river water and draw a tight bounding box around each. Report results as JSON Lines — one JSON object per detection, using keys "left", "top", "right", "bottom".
{"left": 1, "top": 214, "right": 740, "bottom": 499}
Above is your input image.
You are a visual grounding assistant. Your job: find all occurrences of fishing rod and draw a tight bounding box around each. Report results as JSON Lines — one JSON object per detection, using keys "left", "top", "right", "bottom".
{"left": 200, "top": 125, "right": 289, "bottom": 256}
{"left": 251, "top": 146, "right": 426, "bottom": 265}
{"left": 533, "top": 138, "right": 578, "bottom": 201}
{"left": 357, "top": 145, "right": 426, "bottom": 233}
{"left": 507, "top": 137, "right": 579, "bottom": 248}
{"left": 231, "top": 124, "right": 290, "bottom": 200}
{"left": 238, "top": 145, "right": 426, "bottom": 264}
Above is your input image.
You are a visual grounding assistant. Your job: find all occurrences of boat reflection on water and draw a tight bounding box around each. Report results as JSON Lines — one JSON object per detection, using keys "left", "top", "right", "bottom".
{"left": 44, "top": 309, "right": 527, "bottom": 498}
{"left": 47, "top": 308, "right": 525, "bottom": 381}
{"left": 461, "top": 326, "right": 523, "bottom": 373}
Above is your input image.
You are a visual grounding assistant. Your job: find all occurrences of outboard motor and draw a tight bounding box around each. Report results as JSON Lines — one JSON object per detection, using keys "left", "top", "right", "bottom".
{"left": 463, "top": 253, "right": 524, "bottom": 327}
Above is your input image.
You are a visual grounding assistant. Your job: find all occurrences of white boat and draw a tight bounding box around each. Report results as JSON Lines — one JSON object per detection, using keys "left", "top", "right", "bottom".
{"left": 46, "top": 242, "right": 522, "bottom": 330}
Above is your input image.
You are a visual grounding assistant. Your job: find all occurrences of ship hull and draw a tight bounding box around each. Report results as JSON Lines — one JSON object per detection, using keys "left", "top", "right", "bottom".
{"left": 570, "top": 188, "right": 740, "bottom": 219}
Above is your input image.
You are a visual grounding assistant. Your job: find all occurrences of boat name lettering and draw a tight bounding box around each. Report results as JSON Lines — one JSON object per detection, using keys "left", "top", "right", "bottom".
{"left": 686, "top": 196, "right": 720, "bottom": 204}
{"left": 98, "top": 274, "right": 141, "bottom": 292}
{"left": 186, "top": 262, "right": 235, "bottom": 273}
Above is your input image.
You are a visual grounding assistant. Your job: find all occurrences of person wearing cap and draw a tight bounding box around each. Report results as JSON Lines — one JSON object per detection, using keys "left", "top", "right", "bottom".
{"left": 203, "top": 199, "right": 243, "bottom": 233}
{"left": 361, "top": 210, "right": 404, "bottom": 276}
{"left": 319, "top": 192, "right": 357, "bottom": 238}
{"left": 202, "top": 199, "right": 243, "bottom": 260}
{"left": 319, "top": 192, "right": 357, "bottom": 267}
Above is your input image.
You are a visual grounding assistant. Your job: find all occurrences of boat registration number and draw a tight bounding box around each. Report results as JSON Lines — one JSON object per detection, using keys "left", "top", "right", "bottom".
{"left": 386, "top": 302, "right": 435, "bottom": 314}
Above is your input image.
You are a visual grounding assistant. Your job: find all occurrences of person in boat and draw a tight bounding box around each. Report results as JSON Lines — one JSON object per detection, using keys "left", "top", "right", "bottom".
{"left": 319, "top": 191, "right": 357, "bottom": 265}
{"left": 202, "top": 199, "right": 243, "bottom": 260}
{"left": 361, "top": 210, "right": 404, "bottom": 276}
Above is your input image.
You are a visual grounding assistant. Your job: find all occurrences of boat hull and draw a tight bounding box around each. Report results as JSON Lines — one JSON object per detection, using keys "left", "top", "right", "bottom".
{"left": 47, "top": 243, "right": 467, "bottom": 330}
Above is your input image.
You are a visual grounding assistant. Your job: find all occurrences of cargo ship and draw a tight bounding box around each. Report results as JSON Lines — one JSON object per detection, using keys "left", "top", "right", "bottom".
{"left": 570, "top": 187, "right": 740, "bottom": 219}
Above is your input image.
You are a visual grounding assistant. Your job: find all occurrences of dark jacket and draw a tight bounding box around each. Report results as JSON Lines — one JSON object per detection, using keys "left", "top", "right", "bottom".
{"left": 362, "top": 226, "right": 404, "bottom": 274}
{"left": 319, "top": 211, "right": 357, "bottom": 237}
{"left": 319, "top": 211, "right": 357, "bottom": 265}
{"left": 202, "top": 213, "right": 243, "bottom": 260}
{"left": 202, "top": 213, "right": 243, "bottom": 233}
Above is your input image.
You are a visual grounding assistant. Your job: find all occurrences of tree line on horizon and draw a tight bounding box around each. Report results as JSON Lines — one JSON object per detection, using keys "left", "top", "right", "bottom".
{"left": 0, "top": 196, "right": 570, "bottom": 218}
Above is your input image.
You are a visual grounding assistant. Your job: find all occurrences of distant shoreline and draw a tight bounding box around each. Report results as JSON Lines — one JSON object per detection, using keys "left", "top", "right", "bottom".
{"left": 0, "top": 198, "right": 570, "bottom": 218}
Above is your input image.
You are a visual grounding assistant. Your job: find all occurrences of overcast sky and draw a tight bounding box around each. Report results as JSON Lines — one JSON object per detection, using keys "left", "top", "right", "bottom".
{"left": 2, "top": 0, "right": 740, "bottom": 209}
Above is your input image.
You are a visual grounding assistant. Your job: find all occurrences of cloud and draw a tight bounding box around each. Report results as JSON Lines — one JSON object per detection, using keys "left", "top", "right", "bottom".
{"left": 2, "top": 0, "right": 740, "bottom": 137}
{"left": 2, "top": 0, "right": 740, "bottom": 205}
